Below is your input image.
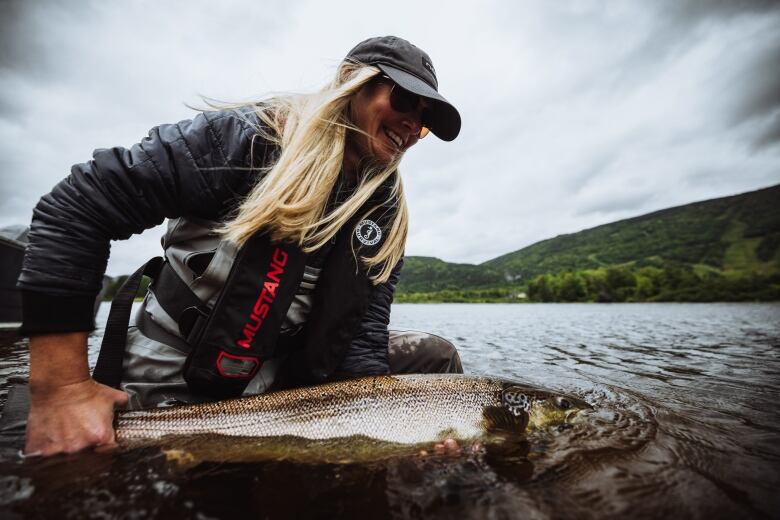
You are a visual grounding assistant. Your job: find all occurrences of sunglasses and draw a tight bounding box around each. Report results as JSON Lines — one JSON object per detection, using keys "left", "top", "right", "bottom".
{"left": 378, "top": 75, "right": 432, "bottom": 139}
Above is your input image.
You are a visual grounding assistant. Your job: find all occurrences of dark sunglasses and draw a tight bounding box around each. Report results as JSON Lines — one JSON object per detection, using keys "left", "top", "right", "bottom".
{"left": 377, "top": 75, "right": 431, "bottom": 139}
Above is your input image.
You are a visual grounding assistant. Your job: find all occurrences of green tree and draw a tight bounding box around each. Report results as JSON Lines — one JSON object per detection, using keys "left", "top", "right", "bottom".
{"left": 558, "top": 272, "right": 587, "bottom": 301}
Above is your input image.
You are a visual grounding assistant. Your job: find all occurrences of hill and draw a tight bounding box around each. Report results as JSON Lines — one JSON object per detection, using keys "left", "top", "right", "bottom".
{"left": 395, "top": 256, "right": 506, "bottom": 293}
{"left": 397, "top": 184, "right": 780, "bottom": 301}
{"left": 484, "top": 183, "right": 780, "bottom": 280}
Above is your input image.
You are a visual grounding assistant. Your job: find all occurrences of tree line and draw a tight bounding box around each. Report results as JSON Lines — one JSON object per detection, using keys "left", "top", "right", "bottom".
{"left": 102, "top": 264, "right": 779, "bottom": 303}
{"left": 526, "top": 264, "right": 780, "bottom": 302}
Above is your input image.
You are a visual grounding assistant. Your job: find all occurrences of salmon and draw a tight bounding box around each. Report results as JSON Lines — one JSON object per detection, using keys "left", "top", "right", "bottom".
{"left": 116, "top": 374, "right": 591, "bottom": 444}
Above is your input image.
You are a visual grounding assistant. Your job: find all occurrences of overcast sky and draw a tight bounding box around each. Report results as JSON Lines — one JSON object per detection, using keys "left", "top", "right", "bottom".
{"left": 2, "top": 0, "right": 779, "bottom": 275}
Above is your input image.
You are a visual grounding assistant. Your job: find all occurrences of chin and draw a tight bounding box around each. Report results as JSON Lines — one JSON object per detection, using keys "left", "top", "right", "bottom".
{"left": 379, "top": 145, "right": 404, "bottom": 165}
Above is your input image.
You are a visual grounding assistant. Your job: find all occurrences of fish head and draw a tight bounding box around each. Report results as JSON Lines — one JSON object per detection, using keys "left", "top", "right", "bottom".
{"left": 501, "top": 385, "right": 592, "bottom": 431}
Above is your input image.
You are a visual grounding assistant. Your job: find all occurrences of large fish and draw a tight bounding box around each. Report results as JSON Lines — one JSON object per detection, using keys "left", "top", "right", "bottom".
{"left": 116, "top": 374, "right": 591, "bottom": 445}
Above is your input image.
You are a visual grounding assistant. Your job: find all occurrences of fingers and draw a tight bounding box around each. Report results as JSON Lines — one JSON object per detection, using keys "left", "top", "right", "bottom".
{"left": 26, "top": 422, "right": 114, "bottom": 456}
{"left": 23, "top": 379, "right": 126, "bottom": 458}
{"left": 26, "top": 425, "right": 118, "bottom": 456}
{"left": 418, "top": 438, "right": 485, "bottom": 458}
{"left": 110, "top": 388, "right": 129, "bottom": 408}
{"left": 433, "top": 438, "right": 459, "bottom": 455}
{"left": 417, "top": 437, "right": 460, "bottom": 457}
{"left": 97, "top": 418, "right": 119, "bottom": 448}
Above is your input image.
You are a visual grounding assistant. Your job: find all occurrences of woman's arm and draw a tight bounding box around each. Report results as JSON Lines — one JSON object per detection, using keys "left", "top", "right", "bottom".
{"left": 25, "top": 332, "right": 128, "bottom": 455}
{"left": 20, "top": 109, "right": 268, "bottom": 455}
{"left": 337, "top": 256, "right": 404, "bottom": 376}
{"left": 20, "top": 110, "right": 264, "bottom": 332}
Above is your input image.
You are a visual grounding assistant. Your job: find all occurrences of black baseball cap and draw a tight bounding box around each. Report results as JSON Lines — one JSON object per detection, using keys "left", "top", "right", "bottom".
{"left": 345, "top": 36, "right": 461, "bottom": 141}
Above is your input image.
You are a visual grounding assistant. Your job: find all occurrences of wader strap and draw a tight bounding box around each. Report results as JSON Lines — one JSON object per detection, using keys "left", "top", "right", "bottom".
{"left": 152, "top": 262, "right": 206, "bottom": 341}
{"left": 92, "top": 257, "right": 164, "bottom": 389}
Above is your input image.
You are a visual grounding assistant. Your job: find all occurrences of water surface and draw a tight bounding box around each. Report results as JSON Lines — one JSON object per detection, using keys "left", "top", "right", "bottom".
{"left": 0, "top": 303, "right": 778, "bottom": 519}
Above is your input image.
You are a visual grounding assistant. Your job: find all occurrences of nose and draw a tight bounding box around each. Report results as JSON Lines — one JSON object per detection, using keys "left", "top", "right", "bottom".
{"left": 400, "top": 109, "right": 424, "bottom": 139}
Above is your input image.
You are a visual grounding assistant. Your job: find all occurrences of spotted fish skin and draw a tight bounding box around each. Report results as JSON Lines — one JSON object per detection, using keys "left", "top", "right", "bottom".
{"left": 502, "top": 390, "right": 533, "bottom": 416}
{"left": 115, "top": 374, "right": 589, "bottom": 445}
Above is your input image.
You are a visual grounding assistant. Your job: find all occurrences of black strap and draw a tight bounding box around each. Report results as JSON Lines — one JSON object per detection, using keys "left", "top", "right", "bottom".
{"left": 152, "top": 261, "right": 206, "bottom": 340}
{"left": 92, "top": 257, "right": 163, "bottom": 389}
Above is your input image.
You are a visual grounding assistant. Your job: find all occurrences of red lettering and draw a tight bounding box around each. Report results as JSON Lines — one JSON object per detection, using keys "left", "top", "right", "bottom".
{"left": 264, "top": 281, "right": 278, "bottom": 297}
{"left": 245, "top": 319, "right": 260, "bottom": 332}
{"left": 253, "top": 289, "right": 268, "bottom": 315}
{"left": 236, "top": 247, "right": 288, "bottom": 350}
{"left": 237, "top": 326, "right": 255, "bottom": 349}
{"left": 273, "top": 248, "right": 288, "bottom": 266}
{"left": 267, "top": 262, "right": 284, "bottom": 284}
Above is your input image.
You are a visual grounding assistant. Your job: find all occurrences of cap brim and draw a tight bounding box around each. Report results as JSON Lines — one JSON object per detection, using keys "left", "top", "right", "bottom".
{"left": 377, "top": 64, "right": 461, "bottom": 141}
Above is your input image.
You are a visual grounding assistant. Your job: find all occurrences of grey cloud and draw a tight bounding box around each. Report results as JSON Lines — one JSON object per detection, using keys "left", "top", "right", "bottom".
{"left": 569, "top": 154, "right": 618, "bottom": 195}
{"left": 625, "top": 1, "right": 780, "bottom": 154}
{"left": 575, "top": 190, "right": 655, "bottom": 218}
{"left": 0, "top": 0, "right": 35, "bottom": 72}
{"left": 0, "top": 1, "right": 98, "bottom": 120}
{"left": 658, "top": 0, "right": 780, "bottom": 23}
{"left": 613, "top": 1, "right": 780, "bottom": 91}
{"left": 751, "top": 112, "right": 780, "bottom": 150}
{"left": 0, "top": 0, "right": 87, "bottom": 78}
{"left": 0, "top": 91, "right": 22, "bottom": 121}
{"left": 730, "top": 38, "right": 780, "bottom": 132}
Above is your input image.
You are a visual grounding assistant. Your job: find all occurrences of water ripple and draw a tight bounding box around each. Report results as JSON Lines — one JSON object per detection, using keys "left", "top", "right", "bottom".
{"left": 0, "top": 303, "right": 777, "bottom": 518}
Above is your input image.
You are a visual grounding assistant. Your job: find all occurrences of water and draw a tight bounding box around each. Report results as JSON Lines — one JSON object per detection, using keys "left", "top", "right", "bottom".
{"left": 0, "top": 303, "right": 778, "bottom": 519}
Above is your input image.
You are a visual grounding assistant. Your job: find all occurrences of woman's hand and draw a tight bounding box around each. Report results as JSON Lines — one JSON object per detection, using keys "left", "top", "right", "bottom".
{"left": 24, "top": 332, "right": 129, "bottom": 456}
{"left": 25, "top": 378, "right": 128, "bottom": 456}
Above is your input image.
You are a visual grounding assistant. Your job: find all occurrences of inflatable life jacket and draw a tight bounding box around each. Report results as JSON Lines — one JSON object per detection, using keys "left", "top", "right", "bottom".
{"left": 94, "top": 195, "right": 396, "bottom": 399}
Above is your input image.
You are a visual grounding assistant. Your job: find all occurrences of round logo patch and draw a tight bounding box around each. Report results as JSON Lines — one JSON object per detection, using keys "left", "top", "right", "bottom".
{"left": 355, "top": 219, "right": 382, "bottom": 246}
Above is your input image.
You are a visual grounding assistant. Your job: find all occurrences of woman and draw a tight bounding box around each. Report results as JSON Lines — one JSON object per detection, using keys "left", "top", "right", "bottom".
{"left": 19, "top": 36, "right": 462, "bottom": 456}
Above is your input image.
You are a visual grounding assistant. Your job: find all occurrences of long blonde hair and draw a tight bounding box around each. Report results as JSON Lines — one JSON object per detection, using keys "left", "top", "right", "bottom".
{"left": 220, "top": 62, "right": 408, "bottom": 284}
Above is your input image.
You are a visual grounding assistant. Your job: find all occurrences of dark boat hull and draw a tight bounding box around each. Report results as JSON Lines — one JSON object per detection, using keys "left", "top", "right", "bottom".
{"left": 0, "top": 234, "right": 25, "bottom": 324}
{"left": 0, "top": 226, "right": 108, "bottom": 328}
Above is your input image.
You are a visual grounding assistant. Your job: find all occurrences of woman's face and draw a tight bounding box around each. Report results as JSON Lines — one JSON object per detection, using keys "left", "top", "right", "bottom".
{"left": 348, "top": 78, "right": 428, "bottom": 166}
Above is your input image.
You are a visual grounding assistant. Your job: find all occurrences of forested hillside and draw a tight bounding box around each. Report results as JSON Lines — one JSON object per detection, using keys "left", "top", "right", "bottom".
{"left": 396, "top": 184, "right": 780, "bottom": 302}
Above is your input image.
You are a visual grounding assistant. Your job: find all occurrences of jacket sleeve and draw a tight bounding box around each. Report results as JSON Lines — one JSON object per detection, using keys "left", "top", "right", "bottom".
{"left": 336, "top": 256, "right": 404, "bottom": 376}
{"left": 18, "top": 109, "right": 268, "bottom": 334}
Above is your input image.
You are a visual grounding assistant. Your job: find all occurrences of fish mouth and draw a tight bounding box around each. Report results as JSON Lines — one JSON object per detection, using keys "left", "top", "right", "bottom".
{"left": 565, "top": 407, "right": 594, "bottom": 425}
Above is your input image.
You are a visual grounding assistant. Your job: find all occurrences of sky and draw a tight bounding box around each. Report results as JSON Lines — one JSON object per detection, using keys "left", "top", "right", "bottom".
{"left": 1, "top": 0, "right": 779, "bottom": 275}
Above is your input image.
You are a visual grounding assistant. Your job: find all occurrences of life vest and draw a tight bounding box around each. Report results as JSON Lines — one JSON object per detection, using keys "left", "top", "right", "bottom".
{"left": 94, "top": 190, "right": 396, "bottom": 399}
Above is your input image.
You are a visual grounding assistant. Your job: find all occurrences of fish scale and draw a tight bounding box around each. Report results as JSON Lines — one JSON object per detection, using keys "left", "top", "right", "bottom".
{"left": 115, "top": 374, "right": 588, "bottom": 444}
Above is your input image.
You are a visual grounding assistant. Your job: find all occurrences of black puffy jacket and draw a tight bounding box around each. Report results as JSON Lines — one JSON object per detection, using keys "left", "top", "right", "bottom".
{"left": 18, "top": 109, "right": 402, "bottom": 376}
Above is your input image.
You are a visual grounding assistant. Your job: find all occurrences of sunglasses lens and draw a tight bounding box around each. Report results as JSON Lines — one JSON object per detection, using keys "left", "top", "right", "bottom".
{"left": 389, "top": 87, "right": 418, "bottom": 113}
{"left": 382, "top": 77, "right": 433, "bottom": 140}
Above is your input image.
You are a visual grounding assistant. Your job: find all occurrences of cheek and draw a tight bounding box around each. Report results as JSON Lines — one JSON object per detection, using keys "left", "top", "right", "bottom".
{"left": 363, "top": 103, "right": 388, "bottom": 131}
{"left": 362, "top": 90, "right": 394, "bottom": 127}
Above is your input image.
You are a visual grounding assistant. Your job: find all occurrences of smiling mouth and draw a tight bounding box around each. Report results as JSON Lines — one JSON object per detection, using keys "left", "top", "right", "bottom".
{"left": 383, "top": 126, "right": 404, "bottom": 151}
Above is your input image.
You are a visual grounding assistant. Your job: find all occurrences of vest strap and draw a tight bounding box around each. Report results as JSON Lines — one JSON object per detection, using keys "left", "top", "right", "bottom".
{"left": 152, "top": 261, "right": 207, "bottom": 339}
{"left": 92, "top": 257, "right": 164, "bottom": 389}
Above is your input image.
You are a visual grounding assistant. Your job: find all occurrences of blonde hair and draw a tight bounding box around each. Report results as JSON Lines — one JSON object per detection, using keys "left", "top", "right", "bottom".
{"left": 220, "top": 62, "right": 409, "bottom": 284}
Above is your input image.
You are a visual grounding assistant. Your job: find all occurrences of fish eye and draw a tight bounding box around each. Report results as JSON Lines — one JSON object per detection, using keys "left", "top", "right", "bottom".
{"left": 556, "top": 397, "right": 572, "bottom": 410}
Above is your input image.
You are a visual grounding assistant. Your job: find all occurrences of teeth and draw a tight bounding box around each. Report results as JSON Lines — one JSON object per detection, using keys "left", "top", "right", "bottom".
{"left": 385, "top": 128, "right": 403, "bottom": 149}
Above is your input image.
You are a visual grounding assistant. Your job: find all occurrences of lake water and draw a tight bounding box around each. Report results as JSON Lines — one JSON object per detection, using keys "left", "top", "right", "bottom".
{"left": 0, "top": 303, "right": 778, "bottom": 519}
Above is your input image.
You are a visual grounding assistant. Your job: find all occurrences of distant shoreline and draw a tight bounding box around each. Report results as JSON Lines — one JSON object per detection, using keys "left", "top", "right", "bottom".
{"left": 392, "top": 297, "right": 779, "bottom": 304}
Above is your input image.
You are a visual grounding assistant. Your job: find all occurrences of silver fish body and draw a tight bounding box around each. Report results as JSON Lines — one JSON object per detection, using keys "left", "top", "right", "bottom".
{"left": 116, "top": 374, "right": 590, "bottom": 445}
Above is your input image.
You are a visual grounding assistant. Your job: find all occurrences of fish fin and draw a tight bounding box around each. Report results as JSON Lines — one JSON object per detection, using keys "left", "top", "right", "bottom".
{"left": 482, "top": 406, "right": 529, "bottom": 435}
{"left": 162, "top": 448, "right": 198, "bottom": 468}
